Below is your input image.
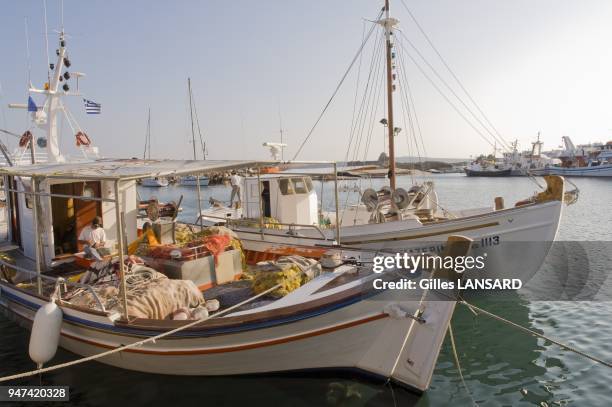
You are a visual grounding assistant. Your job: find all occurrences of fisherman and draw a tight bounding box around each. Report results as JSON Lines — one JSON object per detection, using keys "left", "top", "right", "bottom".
{"left": 229, "top": 171, "right": 242, "bottom": 207}
{"left": 78, "top": 216, "right": 108, "bottom": 258}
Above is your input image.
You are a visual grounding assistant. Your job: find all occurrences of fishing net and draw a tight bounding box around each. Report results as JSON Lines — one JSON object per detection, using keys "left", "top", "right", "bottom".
{"left": 250, "top": 256, "right": 322, "bottom": 298}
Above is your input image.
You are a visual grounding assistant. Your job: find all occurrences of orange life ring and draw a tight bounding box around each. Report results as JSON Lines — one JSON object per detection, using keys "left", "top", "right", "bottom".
{"left": 75, "top": 131, "right": 91, "bottom": 146}
{"left": 19, "top": 131, "right": 33, "bottom": 148}
{"left": 260, "top": 166, "right": 280, "bottom": 174}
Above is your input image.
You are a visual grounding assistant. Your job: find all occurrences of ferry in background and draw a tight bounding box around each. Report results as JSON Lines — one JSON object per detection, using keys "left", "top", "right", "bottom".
{"left": 534, "top": 137, "right": 612, "bottom": 177}
{"left": 465, "top": 138, "right": 556, "bottom": 177}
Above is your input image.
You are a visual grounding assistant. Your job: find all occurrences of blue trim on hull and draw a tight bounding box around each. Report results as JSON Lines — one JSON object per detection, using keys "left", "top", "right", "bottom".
{"left": 0, "top": 285, "right": 379, "bottom": 338}
{"left": 537, "top": 165, "right": 612, "bottom": 175}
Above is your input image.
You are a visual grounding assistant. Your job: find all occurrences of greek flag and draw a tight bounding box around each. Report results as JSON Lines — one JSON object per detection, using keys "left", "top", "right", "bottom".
{"left": 83, "top": 98, "right": 101, "bottom": 114}
{"left": 27, "top": 96, "right": 38, "bottom": 112}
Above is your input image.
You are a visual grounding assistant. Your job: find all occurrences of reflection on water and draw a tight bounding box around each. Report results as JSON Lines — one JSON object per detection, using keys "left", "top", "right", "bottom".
{"left": 1, "top": 175, "right": 611, "bottom": 406}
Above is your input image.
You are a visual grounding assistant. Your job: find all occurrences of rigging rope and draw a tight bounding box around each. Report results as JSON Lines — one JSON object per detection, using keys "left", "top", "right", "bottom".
{"left": 346, "top": 30, "right": 384, "bottom": 164}
{"left": 292, "top": 10, "right": 383, "bottom": 160}
{"left": 399, "top": 0, "right": 511, "bottom": 152}
{"left": 449, "top": 323, "right": 479, "bottom": 406}
{"left": 397, "top": 31, "right": 510, "bottom": 152}
{"left": 360, "top": 47, "right": 386, "bottom": 162}
{"left": 395, "top": 39, "right": 498, "bottom": 151}
{"left": 459, "top": 300, "right": 612, "bottom": 369}
{"left": 394, "top": 41, "right": 421, "bottom": 185}
{"left": 349, "top": 33, "right": 380, "bottom": 162}
{"left": 345, "top": 20, "right": 367, "bottom": 163}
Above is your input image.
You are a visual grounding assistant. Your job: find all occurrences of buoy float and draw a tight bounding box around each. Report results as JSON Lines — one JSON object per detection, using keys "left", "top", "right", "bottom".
{"left": 29, "top": 300, "right": 63, "bottom": 368}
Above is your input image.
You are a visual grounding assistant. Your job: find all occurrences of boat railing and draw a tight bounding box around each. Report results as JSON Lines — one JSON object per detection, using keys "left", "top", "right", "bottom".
{"left": 194, "top": 214, "right": 333, "bottom": 241}
{"left": 0, "top": 258, "right": 106, "bottom": 312}
{"left": 0, "top": 152, "right": 50, "bottom": 167}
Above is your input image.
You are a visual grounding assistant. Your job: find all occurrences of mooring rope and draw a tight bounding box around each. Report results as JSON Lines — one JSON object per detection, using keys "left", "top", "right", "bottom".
{"left": 0, "top": 282, "right": 284, "bottom": 383}
{"left": 460, "top": 300, "right": 612, "bottom": 369}
{"left": 448, "top": 323, "right": 478, "bottom": 406}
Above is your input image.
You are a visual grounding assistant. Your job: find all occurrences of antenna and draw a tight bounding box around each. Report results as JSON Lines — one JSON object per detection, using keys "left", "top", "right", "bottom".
{"left": 277, "top": 101, "right": 285, "bottom": 160}
{"left": 24, "top": 18, "right": 32, "bottom": 86}
{"left": 42, "top": 0, "right": 51, "bottom": 83}
{"left": 0, "top": 82, "right": 8, "bottom": 145}
{"left": 61, "top": 0, "right": 64, "bottom": 32}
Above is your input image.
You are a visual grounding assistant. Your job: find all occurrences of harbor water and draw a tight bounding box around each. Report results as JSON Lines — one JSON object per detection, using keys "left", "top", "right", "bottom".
{"left": 1, "top": 174, "right": 611, "bottom": 406}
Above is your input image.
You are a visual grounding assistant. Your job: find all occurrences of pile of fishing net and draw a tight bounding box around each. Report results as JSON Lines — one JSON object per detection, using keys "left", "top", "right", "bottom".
{"left": 69, "top": 262, "right": 218, "bottom": 320}
{"left": 241, "top": 217, "right": 283, "bottom": 230}
{"left": 174, "top": 224, "right": 238, "bottom": 245}
{"left": 0, "top": 252, "right": 19, "bottom": 283}
{"left": 249, "top": 255, "right": 322, "bottom": 298}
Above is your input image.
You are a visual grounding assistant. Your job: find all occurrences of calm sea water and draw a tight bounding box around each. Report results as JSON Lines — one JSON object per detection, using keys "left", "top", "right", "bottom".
{"left": 1, "top": 174, "right": 610, "bottom": 406}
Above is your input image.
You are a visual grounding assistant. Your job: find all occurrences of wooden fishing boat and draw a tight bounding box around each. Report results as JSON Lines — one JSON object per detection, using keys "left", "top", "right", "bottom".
{"left": 141, "top": 177, "right": 170, "bottom": 187}
{"left": 533, "top": 137, "right": 612, "bottom": 177}
{"left": 464, "top": 167, "right": 512, "bottom": 177}
{"left": 199, "top": 170, "right": 567, "bottom": 282}
{"left": 0, "top": 159, "right": 467, "bottom": 393}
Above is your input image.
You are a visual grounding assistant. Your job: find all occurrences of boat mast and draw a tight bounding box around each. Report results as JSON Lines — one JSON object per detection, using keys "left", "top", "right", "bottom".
{"left": 144, "top": 107, "right": 151, "bottom": 159}
{"left": 382, "top": 0, "right": 397, "bottom": 190}
{"left": 42, "top": 31, "right": 68, "bottom": 162}
{"left": 188, "top": 77, "right": 197, "bottom": 160}
{"left": 187, "top": 77, "right": 204, "bottom": 233}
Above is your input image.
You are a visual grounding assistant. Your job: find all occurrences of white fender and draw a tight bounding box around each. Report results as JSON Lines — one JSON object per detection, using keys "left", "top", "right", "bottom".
{"left": 29, "top": 301, "right": 63, "bottom": 368}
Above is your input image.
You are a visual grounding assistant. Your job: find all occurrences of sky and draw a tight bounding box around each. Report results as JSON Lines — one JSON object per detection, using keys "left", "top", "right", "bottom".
{"left": 2, "top": 0, "right": 612, "bottom": 161}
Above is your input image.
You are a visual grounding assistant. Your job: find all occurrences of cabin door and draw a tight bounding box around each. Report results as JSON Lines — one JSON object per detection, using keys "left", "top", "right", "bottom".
{"left": 8, "top": 177, "right": 22, "bottom": 248}
{"left": 74, "top": 182, "right": 102, "bottom": 249}
{"left": 50, "top": 181, "right": 102, "bottom": 255}
{"left": 261, "top": 181, "right": 271, "bottom": 218}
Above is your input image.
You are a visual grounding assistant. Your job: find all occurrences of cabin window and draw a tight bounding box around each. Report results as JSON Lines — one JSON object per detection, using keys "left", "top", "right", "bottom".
{"left": 279, "top": 179, "right": 295, "bottom": 195}
{"left": 293, "top": 178, "right": 308, "bottom": 194}
{"left": 305, "top": 177, "right": 313, "bottom": 192}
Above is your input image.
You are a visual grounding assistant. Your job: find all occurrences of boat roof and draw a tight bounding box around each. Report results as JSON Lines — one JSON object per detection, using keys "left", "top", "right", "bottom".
{"left": 0, "top": 158, "right": 282, "bottom": 181}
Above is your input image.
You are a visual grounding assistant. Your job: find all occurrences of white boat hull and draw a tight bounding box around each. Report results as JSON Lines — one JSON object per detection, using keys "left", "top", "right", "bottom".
{"left": 533, "top": 165, "right": 612, "bottom": 177}
{"left": 141, "top": 177, "right": 169, "bottom": 187}
{"left": 0, "top": 272, "right": 455, "bottom": 393}
{"left": 179, "top": 176, "right": 210, "bottom": 186}
{"left": 231, "top": 200, "right": 563, "bottom": 283}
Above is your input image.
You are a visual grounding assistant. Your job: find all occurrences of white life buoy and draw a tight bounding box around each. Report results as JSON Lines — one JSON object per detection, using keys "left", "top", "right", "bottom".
{"left": 29, "top": 301, "right": 63, "bottom": 368}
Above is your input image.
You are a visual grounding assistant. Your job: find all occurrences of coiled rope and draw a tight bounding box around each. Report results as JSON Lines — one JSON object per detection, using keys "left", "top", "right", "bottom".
{"left": 0, "top": 281, "right": 284, "bottom": 383}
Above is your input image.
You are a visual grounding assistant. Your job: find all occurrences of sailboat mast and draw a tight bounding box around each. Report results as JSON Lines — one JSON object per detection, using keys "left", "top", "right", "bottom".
{"left": 383, "top": 0, "right": 397, "bottom": 190}
{"left": 188, "top": 77, "right": 197, "bottom": 160}
{"left": 144, "top": 108, "right": 151, "bottom": 159}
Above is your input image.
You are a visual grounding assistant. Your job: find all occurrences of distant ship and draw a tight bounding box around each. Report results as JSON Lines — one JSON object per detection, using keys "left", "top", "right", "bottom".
{"left": 465, "top": 137, "right": 554, "bottom": 176}
{"left": 533, "top": 137, "right": 612, "bottom": 177}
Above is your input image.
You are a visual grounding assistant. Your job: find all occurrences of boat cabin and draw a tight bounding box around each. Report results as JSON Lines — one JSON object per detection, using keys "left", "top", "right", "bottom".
{"left": 6, "top": 176, "right": 138, "bottom": 267}
{"left": 2, "top": 160, "right": 271, "bottom": 268}
{"left": 242, "top": 175, "right": 318, "bottom": 226}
